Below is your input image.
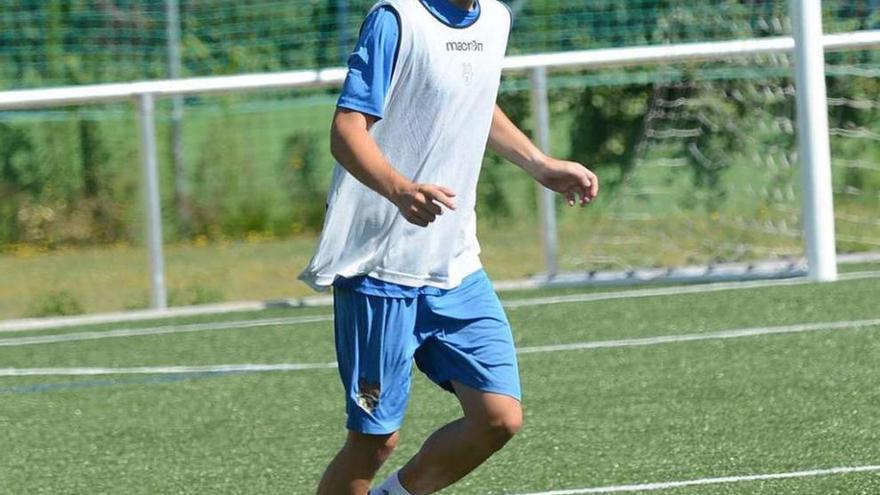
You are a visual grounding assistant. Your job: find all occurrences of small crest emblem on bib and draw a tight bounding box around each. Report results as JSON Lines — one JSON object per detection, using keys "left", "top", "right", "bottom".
{"left": 463, "top": 62, "right": 474, "bottom": 85}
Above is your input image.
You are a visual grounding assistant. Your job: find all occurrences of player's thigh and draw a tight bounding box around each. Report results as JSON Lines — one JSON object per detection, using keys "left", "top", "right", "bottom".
{"left": 334, "top": 288, "right": 419, "bottom": 435}
{"left": 415, "top": 271, "right": 522, "bottom": 401}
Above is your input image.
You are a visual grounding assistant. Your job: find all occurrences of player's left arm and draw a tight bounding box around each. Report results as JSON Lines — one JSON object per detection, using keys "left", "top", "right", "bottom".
{"left": 487, "top": 104, "right": 599, "bottom": 206}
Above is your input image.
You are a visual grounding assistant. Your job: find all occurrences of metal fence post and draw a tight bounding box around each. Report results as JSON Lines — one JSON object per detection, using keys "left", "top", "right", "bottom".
{"left": 529, "top": 66, "right": 560, "bottom": 277}
{"left": 136, "top": 93, "right": 168, "bottom": 309}
{"left": 166, "top": 0, "right": 189, "bottom": 230}
{"left": 791, "top": 0, "right": 838, "bottom": 282}
{"left": 338, "top": 0, "right": 351, "bottom": 64}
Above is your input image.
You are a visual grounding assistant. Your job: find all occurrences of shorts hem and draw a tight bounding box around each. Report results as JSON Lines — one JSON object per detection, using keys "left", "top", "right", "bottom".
{"left": 439, "top": 374, "right": 522, "bottom": 403}
{"left": 345, "top": 418, "right": 403, "bottom": 436}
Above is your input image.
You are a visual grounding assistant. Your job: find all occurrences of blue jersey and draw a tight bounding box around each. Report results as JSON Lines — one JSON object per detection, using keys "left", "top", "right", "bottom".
{"left": 334, "top": 0, "right": 483, "bottom": 297}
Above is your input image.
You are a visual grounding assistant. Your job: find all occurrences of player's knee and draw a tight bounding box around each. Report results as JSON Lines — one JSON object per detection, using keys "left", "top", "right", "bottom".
{"left": 371, "top": 432, "right": 400, "bottom": 462}
{"left": 376, "top": 432, "right": 400, "bottom": 461}
{"left": 482, "top": 407, "right": 523, "bottom": 449}
{"left": 347, "top": 431, "right": 400, "bottom": 465}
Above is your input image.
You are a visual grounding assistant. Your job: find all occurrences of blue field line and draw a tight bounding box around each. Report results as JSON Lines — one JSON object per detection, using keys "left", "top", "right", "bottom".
{"left": 0, "top": 370, "right": 247, "bottom": 396}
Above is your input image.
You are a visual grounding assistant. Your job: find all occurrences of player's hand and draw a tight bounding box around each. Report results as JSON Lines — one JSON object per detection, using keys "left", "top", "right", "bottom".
{"left": 536, "top": 158, "right": 599, "bottom": 207}
{"left": 391, "top": 183, "right": 457, "bottom": 227}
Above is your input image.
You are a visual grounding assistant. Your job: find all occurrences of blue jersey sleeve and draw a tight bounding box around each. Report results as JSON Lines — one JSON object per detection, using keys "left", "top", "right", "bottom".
{"left": 337, "top": 6, "right": 401, "bottom": 120}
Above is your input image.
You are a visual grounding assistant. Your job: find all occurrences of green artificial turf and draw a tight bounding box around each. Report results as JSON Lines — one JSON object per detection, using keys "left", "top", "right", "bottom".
{"left": 1, "top": 276, "right": 879, "bottom": 494}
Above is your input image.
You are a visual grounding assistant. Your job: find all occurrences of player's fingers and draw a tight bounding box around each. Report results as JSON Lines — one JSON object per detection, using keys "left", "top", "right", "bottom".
{"left": 409, "top": 205, "right": 436, "bottom": 225}
{"left": 587, "top": 170, "right": 599, "bottom": 199}
{"left": 577, "top": 173, "right": 593, "bottom": 202}
{"left": 408, "top": 191, "right": 440, "bottom": 217}
{"left": 424, "top": 185, "right": 458, "bottom": 210}
{"left": 405, "top": 211, "right": 430, "bottom": 227}
{"left": 565, "top": 190, "right": 577, "bottom": 207}
{"left": 583, "top": 184, "right": 593, "bottom": 206}
{"left": 420, "top": 198, "right": 442, "bottom": 216}
{"left": 437, "top": 186, "right": 457, "bottom": 198}
{"left": 571, "top": 178, "right": 590, "bottom": 206}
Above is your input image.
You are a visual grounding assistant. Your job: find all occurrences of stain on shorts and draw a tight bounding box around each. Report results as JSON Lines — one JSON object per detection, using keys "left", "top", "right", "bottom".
{"left": 357, "top": 379, "right": 381, "bottom": 414}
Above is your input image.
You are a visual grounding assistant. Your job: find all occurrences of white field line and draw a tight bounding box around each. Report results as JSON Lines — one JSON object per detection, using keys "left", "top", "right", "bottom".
{"left": 0, "top": 296, "right": 333, "bottom": 333}
{"left": 510, "top": 464, "right": 880, "bottom": 495}
{"left": 502, "top": 269, "right": 880, "bottom": 309}
{"left": 2, "top": 318, "right": 877, "bottom": 377}
{"left": 0, "top": 315, "right": 333, "bottom": 347}
{"left": 2, "top": 269, "right": 879, "bottom": 346}
{"left": 2, "top": 268, "right": 878, "bottom": 334}
{"left": 515, "top": 318, "right": 880, "bottom": 354}
{"left": 0, "top": 363, "right": 338, "bottom": 377}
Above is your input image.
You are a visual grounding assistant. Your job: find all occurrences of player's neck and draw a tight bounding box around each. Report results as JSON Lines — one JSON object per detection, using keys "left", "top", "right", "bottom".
{"left": 447, "top": 0, "right": 476, "bottom": 12}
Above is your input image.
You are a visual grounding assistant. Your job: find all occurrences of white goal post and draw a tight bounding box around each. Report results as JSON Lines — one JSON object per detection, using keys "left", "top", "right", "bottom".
{"left": 1, "top": 6, "right": 879, "bottom": 309}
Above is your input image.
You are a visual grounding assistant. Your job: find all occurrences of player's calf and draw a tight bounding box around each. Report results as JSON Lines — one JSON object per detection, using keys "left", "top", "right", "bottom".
{"left": 394, "top": 389, "right": 523, "bottom": 494}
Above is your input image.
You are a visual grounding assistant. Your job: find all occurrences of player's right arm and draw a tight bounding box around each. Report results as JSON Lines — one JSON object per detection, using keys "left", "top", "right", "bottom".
{"left": 330, "top": 109, "right": 456, "bottom": 227}
{"left": 330, "top": 6, "right": 455, "bottom": 228}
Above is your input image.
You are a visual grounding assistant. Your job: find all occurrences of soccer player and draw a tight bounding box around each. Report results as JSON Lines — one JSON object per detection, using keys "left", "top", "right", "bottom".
{"left": 300, "top": 0, "right": 598, "bottom": 493}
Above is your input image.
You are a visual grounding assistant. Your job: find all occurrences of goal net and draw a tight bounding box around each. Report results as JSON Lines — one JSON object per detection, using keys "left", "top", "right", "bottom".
{"left": 483, "top": 50, "right": 880, "bottom": 276}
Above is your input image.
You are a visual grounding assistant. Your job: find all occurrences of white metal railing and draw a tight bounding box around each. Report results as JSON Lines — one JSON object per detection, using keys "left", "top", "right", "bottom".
{"left": 3, "top": 30, "right": 880, "bottom": 110}
{"left": 2, "top": 9, "right": 879, "bottom": 309}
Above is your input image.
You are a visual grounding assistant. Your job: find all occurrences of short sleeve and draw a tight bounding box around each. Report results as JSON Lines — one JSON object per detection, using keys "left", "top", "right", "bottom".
{"left": 336, "top": 6, "right": 402, "bottom": 120}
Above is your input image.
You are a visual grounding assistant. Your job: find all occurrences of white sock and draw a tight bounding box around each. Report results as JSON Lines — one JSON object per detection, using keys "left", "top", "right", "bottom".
{"left": 371, "top": 470, "right": 412, "bottom": 495}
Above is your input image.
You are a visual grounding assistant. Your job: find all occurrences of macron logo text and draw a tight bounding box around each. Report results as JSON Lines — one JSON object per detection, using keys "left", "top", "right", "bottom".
{"left": 446, "top": 40, "right": 484, "bottom": 52}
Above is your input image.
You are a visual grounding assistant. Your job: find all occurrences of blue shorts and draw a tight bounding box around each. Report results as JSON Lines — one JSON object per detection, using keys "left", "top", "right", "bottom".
{"left": 333, "top": 269, "right": 521, "bottom": 435}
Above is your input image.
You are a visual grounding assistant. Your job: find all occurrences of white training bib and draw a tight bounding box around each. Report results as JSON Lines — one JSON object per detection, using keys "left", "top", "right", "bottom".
{"left": 300, "top": 0, "right": 511, "bottom": 290}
